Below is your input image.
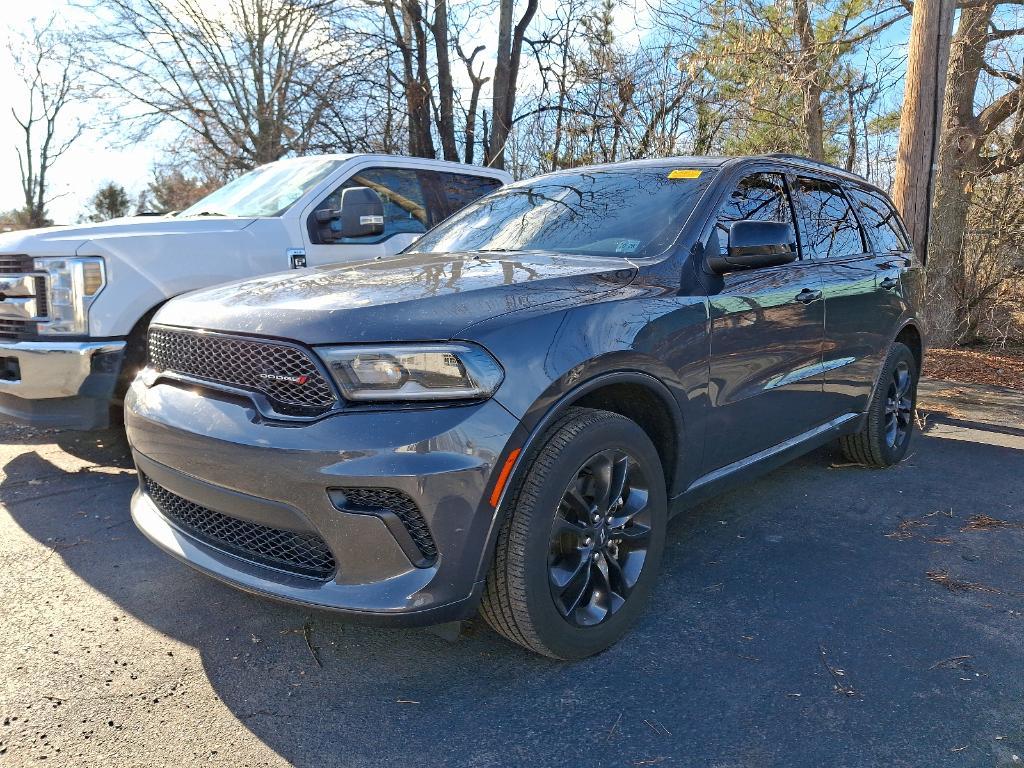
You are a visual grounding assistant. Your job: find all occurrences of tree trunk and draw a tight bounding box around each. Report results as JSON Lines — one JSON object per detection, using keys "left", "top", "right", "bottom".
{"left": 431, "top": 0, "right": 459, "bottom": 161}
{"left": 793, "top": 0, "right": 825, "bottom": 161}
{"left": 890, "top": 0, "right": 955, "bottom": 265}
{"left": 924, "top": 5, "right": 992, "bottom": 346}
{"left": 487, "top": 0, "right": 538, "bottom": 170}
{"left": 457, "top": 43, "right": 488, "bottom": 165}
{"left": 488, "top": 0, "right": 513, "bottom": 168}
{"left": 384, "top": 0, "right": 435, "bottom": 158}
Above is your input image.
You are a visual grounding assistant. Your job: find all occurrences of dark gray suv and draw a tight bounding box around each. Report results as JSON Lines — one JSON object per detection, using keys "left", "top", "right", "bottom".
{"left": 125, "top": 155, "right": 924, "bottom": 659}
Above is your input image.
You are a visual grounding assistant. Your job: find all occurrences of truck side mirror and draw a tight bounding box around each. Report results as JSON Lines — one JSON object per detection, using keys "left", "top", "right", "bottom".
{"left": 707, "top": 220, "right": 797, "bottom": 274}
{"left": 314, "top": 187, "right": 385, "bottom": 243}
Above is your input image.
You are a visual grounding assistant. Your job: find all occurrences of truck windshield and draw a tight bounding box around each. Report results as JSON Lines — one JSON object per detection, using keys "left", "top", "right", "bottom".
{"left": 178, "top": 157, "right": 346, "bottom": 218}
{"left": 407, "top": 166, "right": 718, "bottom": 258}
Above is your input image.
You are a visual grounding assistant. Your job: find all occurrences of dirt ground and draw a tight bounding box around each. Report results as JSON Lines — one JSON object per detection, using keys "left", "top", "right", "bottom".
{"left": 925, "top": 346, "right": 1024, "bottom": 390}
{"left": 1, "top": 379, "right": 1023, "bottom": 767}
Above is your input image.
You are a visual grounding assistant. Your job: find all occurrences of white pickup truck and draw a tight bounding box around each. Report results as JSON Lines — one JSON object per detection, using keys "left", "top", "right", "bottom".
{"left": 0, "top": 154, "right": 510, "bottom": 429}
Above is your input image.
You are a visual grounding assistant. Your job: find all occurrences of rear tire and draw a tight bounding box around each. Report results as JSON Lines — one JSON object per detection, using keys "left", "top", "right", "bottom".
{"left": 480, "top": 408, "right": 667, "bottom": 660}
{"left": 839, "top": 342, "right": 918, "bottom": 468}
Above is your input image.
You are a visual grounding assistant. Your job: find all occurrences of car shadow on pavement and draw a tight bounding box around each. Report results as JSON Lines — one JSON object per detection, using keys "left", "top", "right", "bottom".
{"left": 3, "top": 422, "right": 1024, "bottom": 767}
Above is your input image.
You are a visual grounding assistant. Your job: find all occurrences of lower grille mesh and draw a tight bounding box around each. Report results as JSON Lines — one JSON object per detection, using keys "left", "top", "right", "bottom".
{"left": 144, "top": 476, "right": 336, "bottom": 579}
{"left": 340, "top": 487, "right": 437, "bottom": 563}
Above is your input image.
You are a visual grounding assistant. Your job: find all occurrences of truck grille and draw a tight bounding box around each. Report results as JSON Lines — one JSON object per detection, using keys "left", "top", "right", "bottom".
{"left": 144, "top": 476, "right": 336, "bottom": 579}
{"left": 0, "top": 319, "right": 32, "bottom": 340}
{"left": 339, "top": 487, "right": 437, "bottom": 564}
{"left": 0, "top": 255, "right": 33, "bottom": 274}
{"left": 147, "top": 326, "right": 337, "bottom": 416}
{"left": 0, "top": 255, "right": 46, "bottom": 332}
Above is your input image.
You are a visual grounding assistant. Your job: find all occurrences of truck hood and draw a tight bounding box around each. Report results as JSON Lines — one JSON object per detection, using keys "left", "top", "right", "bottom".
{"left": 0, "top": 216, "right": 256, "bottom": 254}
{"left": 154, "top": 251, "right": 636, "bottom": 344}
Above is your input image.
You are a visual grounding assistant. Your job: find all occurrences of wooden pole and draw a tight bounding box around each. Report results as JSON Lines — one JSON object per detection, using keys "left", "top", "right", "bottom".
{"left": 891, "top": 0, "right": 955, "bottom": 264}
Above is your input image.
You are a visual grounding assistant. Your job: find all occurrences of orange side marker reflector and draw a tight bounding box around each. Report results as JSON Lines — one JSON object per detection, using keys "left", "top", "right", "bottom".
{"left": 489, "top": 448, "right": 521, "bottom": 508}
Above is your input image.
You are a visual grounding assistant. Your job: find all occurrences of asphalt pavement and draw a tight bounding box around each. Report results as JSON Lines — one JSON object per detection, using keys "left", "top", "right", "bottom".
{"left": 1, "top": 379, "right": 1022, "bottom": 767}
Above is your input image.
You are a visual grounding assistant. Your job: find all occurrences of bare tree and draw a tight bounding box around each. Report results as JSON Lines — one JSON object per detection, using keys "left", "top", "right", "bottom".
{"left": 429, "top": 0, "right": 459, "bottom": 160}
{"left": 382, "top": 0, "right": 437, "bottom": 158}
{"left": 83, "top": 0, "right": 362, "bottom": 173}
{"left": 488, "top": 0, "right": 540, "bottom": 169}
{"left": 456, "top": 41, "right": 490, "bottom": 164}
{"left": 925, "top": 2, "right": 1024, "bottom": 345}
{"left": 12, "top": 19, "right": 83, "bottom": 228}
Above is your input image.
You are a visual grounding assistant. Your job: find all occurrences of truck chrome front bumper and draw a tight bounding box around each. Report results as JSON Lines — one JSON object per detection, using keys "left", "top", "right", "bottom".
{"left": 0, "top": 340, "right": 127, "bottom": 429}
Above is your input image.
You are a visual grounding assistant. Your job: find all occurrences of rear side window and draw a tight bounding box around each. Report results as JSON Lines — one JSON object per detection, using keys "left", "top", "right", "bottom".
{"left": 715, "top": 173, "right": 796, "bottom": 257}
{"left": 794, "top": 178, "right": 865, "bottom": 258}
{"left": 847, "top": 188, "right": 909, "bottom": 253}
{"left": 421, "top": 171, "right": 503, "bottom": 221}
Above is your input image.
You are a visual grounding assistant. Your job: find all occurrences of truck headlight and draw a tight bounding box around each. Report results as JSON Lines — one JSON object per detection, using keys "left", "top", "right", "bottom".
{"left": 317, "top": 343, "right": 504, "bottom": 402}
{"left": 33, "top": 257, "right": 106, "bottom": 335}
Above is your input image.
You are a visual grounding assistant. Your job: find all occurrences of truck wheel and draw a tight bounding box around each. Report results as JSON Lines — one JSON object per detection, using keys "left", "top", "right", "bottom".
{"left": 839, "top": 342, "right": 918, "bottom": 468}
{"left": 480, "top": 408, "right": 667, "bottom": 660}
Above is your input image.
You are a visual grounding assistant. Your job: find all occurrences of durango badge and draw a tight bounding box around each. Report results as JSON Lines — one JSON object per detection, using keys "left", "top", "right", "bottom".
{"left": 257, "top": 372, "right": 310, "bottom": 385}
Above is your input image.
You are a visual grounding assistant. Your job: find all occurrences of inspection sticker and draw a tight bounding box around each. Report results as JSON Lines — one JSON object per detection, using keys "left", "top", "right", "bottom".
{"left": 667, "top": 169, "right": 702, "bottom": 179}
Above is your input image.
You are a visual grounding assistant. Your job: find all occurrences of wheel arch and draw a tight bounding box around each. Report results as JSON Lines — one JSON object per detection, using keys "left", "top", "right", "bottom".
{"left": 470, "top": 369, "right": 685, "bottom": 601}
{"left": 894, "top": 321, "right": 924, "bottom": 373}
{"left": 485, "top": 370, "right": 679, "bottom": 528}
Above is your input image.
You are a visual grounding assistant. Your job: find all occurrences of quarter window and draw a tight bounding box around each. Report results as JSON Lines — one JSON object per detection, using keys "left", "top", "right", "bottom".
{"left": 715, "top": 173, "right": 796, "bottom": 257}
{"left": 847, "top": 188, "right": 909, "bottom": 253}
{"left": 794, "top": 178, "right": 866, "bottom": 258}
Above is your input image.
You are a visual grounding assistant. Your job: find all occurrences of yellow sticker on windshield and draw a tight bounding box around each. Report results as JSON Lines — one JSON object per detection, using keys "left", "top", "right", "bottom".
{"left": 668, "top": 169, "right": 702, "bottom": 179}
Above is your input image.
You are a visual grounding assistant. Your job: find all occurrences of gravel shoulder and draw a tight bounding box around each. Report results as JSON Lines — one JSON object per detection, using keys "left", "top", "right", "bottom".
{"left": 1, "top": 380, "right": 1023, "bottom": 767}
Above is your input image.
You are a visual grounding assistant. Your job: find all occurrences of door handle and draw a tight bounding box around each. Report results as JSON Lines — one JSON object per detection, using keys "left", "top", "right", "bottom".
{"left": 880, "top": 277, "right": 898, "bottom": 291}
{"left": 794, "top": 288, "right": 822, "bottom": 304}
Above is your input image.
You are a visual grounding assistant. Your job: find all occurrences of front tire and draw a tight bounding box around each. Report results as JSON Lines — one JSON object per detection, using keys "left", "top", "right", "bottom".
{"left": 839, "top": 342, "right": 919, "bottom": 468}
{"left": 480, "top": 408, "right": 667, "bottom": 660}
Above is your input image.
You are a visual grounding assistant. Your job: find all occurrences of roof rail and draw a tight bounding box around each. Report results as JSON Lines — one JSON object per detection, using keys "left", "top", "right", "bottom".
{"left": 761, "top": 153, "right": 868, "bottom": 182}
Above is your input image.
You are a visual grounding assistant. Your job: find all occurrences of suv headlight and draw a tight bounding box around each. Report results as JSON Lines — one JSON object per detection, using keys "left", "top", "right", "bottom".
{"left": 33, "top": 257, "right": 106, "bottom": 335}
{"left": 317, "top": 343, "right": 504, "bottom": 402}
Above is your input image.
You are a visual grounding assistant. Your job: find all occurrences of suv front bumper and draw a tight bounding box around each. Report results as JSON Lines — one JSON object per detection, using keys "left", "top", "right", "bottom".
{"left": 0, "top": 340, "right": 127, "bottom": 429}
{"left": 125, "top": 376, "right": 522, "bottom": 625}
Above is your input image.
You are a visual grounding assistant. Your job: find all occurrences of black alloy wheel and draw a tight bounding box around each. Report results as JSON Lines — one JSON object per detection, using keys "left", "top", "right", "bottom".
{"left": 884, "top": 360, "right": 914, "bottom": 450}
{"left": 480, "top": 407, "right": 667, "bottom": 660}
{"left": 839, "top": 341, "right": 918, "bottom": 468}
{"left": 548, "top": 449, "right": 652, "bottom": 627}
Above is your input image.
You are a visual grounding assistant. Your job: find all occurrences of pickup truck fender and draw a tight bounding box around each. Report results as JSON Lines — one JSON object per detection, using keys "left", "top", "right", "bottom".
{"left": 80, "top": 218, "right": 293, "bottom": 337}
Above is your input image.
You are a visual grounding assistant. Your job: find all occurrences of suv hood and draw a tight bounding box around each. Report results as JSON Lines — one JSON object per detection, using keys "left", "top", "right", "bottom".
{"left": 154, "top": 251, "right": 636, "bottom": 344}
{"left": 0, "top": 216, "right": 256, "bottom": 254}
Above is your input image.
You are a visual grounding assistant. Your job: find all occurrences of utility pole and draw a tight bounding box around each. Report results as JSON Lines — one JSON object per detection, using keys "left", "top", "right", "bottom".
{"left": 890, "top": 0, "right": 956, "bottom": 264}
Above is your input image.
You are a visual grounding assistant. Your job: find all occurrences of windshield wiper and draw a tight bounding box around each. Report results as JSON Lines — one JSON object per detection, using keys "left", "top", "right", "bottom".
{"left": 188, "top": 211, "right": 226, "bottom": 217}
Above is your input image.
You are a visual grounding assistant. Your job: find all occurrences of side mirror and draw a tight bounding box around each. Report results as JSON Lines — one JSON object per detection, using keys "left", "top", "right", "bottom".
{"left": 707, "top": 220, "right": 797, "bottom": 274}
{"left": 314, "top": 186, "right": 385, "bottom": 242}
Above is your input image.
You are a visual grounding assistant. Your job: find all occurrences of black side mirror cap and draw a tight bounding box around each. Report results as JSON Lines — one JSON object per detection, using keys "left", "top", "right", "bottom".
{"left": 316, "top": 186, "right": 385, "bottom": 242}
{"left": 707, "top": 220, "right": 798, "bottom": 274}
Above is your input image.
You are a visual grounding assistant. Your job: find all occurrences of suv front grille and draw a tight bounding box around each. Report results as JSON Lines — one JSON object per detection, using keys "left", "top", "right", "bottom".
{"left": 144, "top": 476, "right": 336, "bottom": 579}
{"left": 340, "top": 487, "right": 437, "bottom": 564}
{"left": 147, "top": 326, "right": 337, "bottom": 416}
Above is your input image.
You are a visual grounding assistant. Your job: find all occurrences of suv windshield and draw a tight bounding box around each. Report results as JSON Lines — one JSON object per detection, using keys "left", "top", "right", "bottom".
{"left": 408, "top": 166, "right": 718, "bottom": 258}
{"left": 178, "top": 157, "right": 346, "bottom": 218}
